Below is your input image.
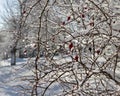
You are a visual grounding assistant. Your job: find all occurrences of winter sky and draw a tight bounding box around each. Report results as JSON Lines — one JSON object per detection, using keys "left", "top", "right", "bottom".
{"left": 0, "top": 0, "right": 5, "bottom": 28}
{"left": 0, "top": 0, "right": 15, "bottom": 29}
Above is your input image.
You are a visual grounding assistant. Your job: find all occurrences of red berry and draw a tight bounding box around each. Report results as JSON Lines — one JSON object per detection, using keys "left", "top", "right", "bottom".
{"left": 113, "top": 21, "right": 115, "bottom": 23}
{"left": 84, "top": 7, "right": 87, "bottom": 9}
{"left": 89, "top": 47, "right": 92, "bottom": 52}
{"left": 81, "top": 14, "right": 85, "bottom": 18}
{"left": 74, "top": 55, "right": 78, "bottom": 62}
{"left": 23, "top": 11, "right": 26, "bottom": 14}
{"left": 52, "top": 37, "right": 55, "bottom": 42}
{"left": 69, "top": 42, "right": 73, "bottom": 50}
{"left": 89, "top": 22, "right": 94, "bottom": 26}
{"left": 34, "top": 44, "right": 37, "bottom": 48}
{"left": 24, "top": 50, "right": 27, "bottom": 53}
{"left": 67, "top": 16, "right": 71, "bottom": 21}
{"left": 62, "top": 21, "right": 65, "bottom": 25}
{"left": 96, "top": 50, "right": 100, "bottom": 55}
{"left": 23, "top": 50, "right": 27, "bottom": 54}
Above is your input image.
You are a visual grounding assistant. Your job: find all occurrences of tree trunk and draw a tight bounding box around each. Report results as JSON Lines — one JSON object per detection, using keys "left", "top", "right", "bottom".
{"left": 11, "top": 47, "right": 16, "bottom": 65}
{"left": 19, "top": 49, "right": 23, "bottom": 58}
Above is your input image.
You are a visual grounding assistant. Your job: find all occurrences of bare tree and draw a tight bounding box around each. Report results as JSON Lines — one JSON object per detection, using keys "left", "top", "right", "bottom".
{"left": 1, "top": 0, "right": 120, "bottom": 95}
{"left": 1, "top": 0, "right": 29, "bottom": 65}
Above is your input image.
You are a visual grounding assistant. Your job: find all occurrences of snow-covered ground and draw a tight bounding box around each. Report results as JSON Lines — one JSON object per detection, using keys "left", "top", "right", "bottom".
{"left": 0, "top": 58, "right": 27, "bottom": 67}
{"left": 0, "top": 58, "right": 63, "bottom": 96}
{"left": 0, "top": 57, "right": 120, "bottom": 96}
{"left": 0, "top": 58, "right": 28, "bottom": 96}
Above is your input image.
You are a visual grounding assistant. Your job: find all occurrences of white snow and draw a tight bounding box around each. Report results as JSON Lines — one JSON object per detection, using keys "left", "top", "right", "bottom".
{"left": 0, "top": 56, "right": 119, "bottom": 96}
{"left": 0, "top": 33, "right": 119, "bottom": 95}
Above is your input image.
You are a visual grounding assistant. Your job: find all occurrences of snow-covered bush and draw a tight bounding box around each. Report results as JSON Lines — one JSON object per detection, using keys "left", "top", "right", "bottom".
{"left": 1, "top": 0, "right": 120, "bottom": 95}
